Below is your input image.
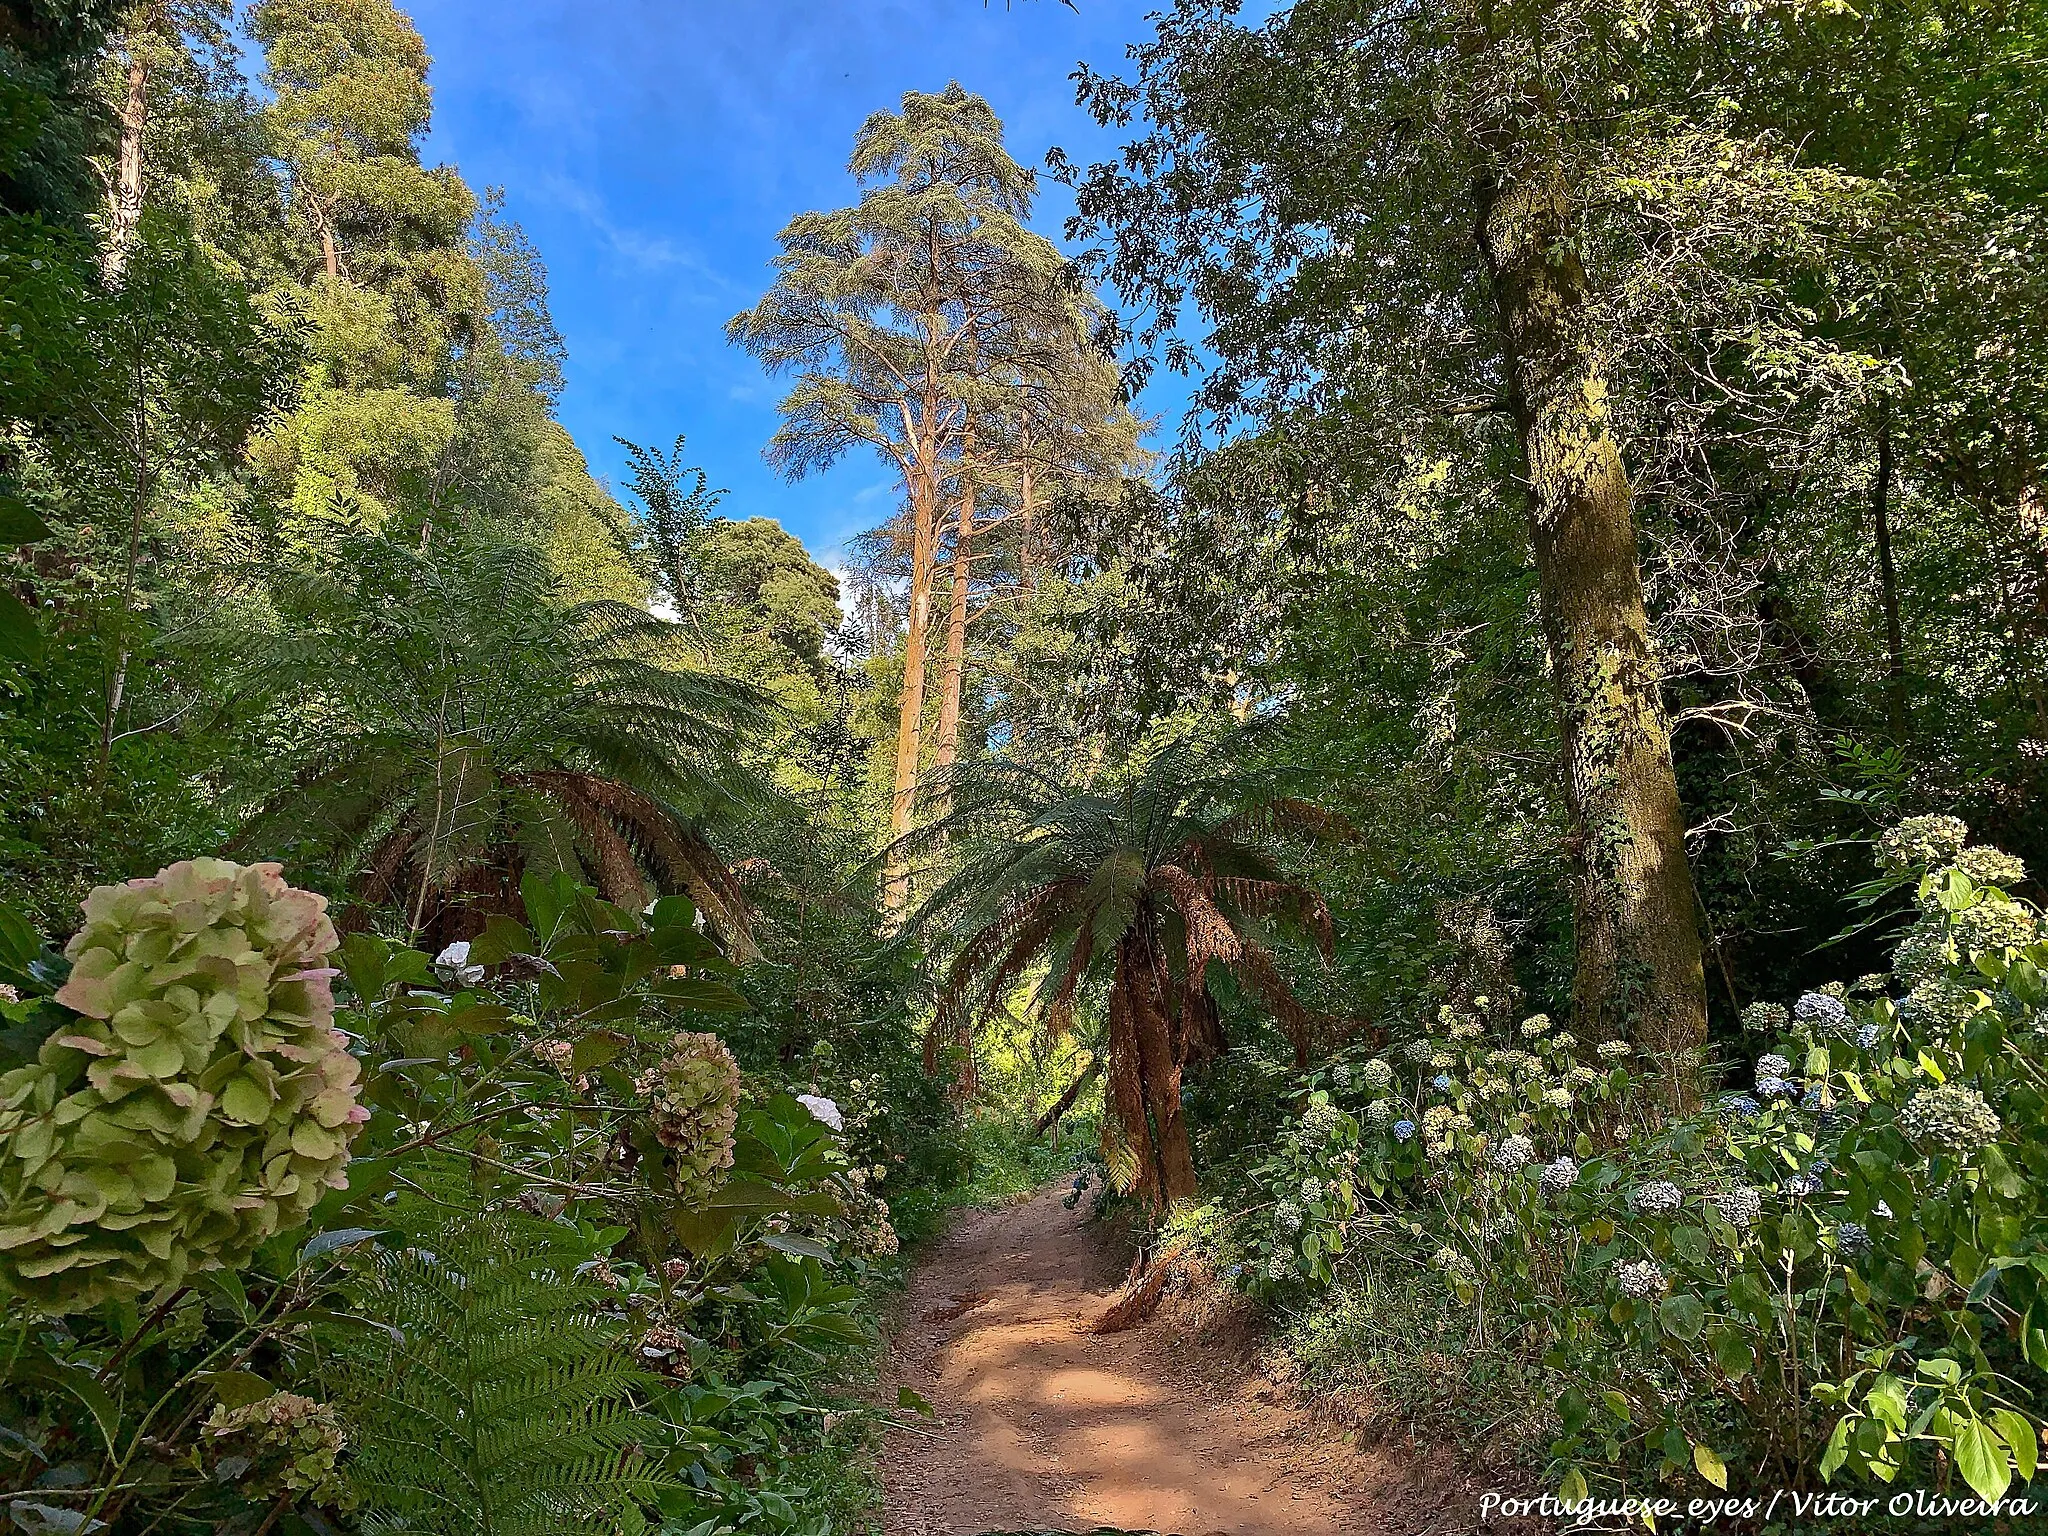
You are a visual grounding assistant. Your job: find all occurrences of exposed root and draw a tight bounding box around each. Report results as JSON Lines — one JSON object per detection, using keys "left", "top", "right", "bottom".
{"left": 1089, "top": 1241, "right": 1189, "bottom": 1334}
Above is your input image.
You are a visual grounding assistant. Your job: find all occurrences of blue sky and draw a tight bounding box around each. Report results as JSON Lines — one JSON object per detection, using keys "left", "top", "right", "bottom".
{"left": 402, "top": 0, "right": 1180, "bottom": 573}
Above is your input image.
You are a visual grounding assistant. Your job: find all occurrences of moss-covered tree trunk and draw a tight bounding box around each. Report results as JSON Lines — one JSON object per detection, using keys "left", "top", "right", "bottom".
{"left": 1475, "top": 162, "right": 1707, "bottom": 1093}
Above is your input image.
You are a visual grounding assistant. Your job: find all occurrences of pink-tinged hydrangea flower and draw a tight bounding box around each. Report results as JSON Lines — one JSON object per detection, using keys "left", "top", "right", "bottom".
{"left": 0, "top": 860, "right": 362, "bottom": 1313}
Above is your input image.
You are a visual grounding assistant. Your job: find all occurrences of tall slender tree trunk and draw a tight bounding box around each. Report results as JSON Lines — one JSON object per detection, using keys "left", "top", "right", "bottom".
{"left": 931, "top": 437, "right": 976, "bottom": 817}
{"left": 103, "top": 34, "right": 151, "bottom": 283}
{"left": 1474, "top": 161, "right": 1706, "bottom": 1096}
{"left": 882, "top": 468, "right": 938, "bottom": 914}
{"left": 1018, "top": 450, "right": 1037, "bottom": 594}
{"left": 1872, "top": 408, "right": 1908, "bottom": 739}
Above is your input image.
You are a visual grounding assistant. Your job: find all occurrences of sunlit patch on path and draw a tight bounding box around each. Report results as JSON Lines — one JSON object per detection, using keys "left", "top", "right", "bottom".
{"left": 880, "top": 1186, "right": 1391, "bottom": 1536}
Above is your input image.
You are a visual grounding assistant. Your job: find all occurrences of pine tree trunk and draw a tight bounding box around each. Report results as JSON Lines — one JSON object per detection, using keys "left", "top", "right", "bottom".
{"left": 882, "top": 470, "right": 938, "bottom": 914}
{"left": 103, "top": 41, "right": 150, "bottom": 282}
{"left": 1018, "top": 454, "right": 1036, "bottom": 594}
{"left": 931, "top": 456, "right": 975, "bottom": 818}
{"left": 1475, "top": 163, "right": 1706, "bottom": 1096}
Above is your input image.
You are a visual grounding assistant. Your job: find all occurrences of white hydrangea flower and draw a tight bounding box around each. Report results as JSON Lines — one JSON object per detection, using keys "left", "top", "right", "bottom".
{"left": 1491, "top": 1134, "right": 1535, "bottom": 1171}
{"left": 1359, "top": 1058, "right": 1395, "bottom": 1092}
{"left": 1596, "top": 1040, "right": 1631, "bottom": 1061}
{"left": 1631, "top": 1180, "right": 1683, "bottom": 1215}
{"left": 1616, "top": 1258, "right": 1666, "bottom": 1299}
{"left": 1890, "top": 920, "right": 1952, "bottom": 986}
{"left": 433, "top": 940, "right": 484, "bottom": 988}
{"left": 1716, "top": 1187, "right": 1763, "bottom": 1230}
{"left": 1950, "top": 897, "right": 2037, "bottom": 956}
{"left": 796, "top": 1093, "right": 844, "bottom": 1132}
{"left": 1900, "top": 979, "right": 1979, "bottom": 1034}
{"left": 1520, "top": 1013, "right": 1553, "bottom": 1038}
{"left": 1540, "top": 1155, "right": 1578, "bottom": 1193}
{"left": 1740, "top": 1001, "right": 1790, "bottom": 1034}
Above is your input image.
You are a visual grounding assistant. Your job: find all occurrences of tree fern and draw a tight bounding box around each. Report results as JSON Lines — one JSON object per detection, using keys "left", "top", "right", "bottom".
{"left": 324, "top": 1183, "right": 668, "bottom": 1535}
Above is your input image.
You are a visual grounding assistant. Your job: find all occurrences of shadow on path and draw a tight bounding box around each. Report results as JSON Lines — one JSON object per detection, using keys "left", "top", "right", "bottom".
{"left": 880, "top": 1186, "right": 1400, "bottom": 1536}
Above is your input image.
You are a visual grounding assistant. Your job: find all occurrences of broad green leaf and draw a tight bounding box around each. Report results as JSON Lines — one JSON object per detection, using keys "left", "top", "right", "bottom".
{"left": 0, "top": 487, "right": 50, "bottom": 545}
{"left": 1953, "top": 1416, "right": 2012, "bottom": 1506}
{"left": 1712, "top": 1328, "right": 1754, "bottom": 1381}
{"left": 202, "top": 1369, "right": 275, "bottom": 1409}
{"left": 1820, "top": 1415, "right": 1852, "bottom": 1481}
{"left": 1660, "top": 1293, "right": 1707, "bottom": 1341}
{"left": 761, "top": 1231, "right": 836, "bottom": 1262}
{"left": 1991, "top": 1408, "right": 2039, "bottom": 1483}
{"left": 0, "top": 589, "right": 41, "bottom": 663}
{"left": 1693, "top": 1441, "right": 1728, "bottom": 1490}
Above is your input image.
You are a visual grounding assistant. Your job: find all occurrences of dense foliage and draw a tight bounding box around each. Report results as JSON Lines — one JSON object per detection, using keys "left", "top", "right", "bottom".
{"left": 5, "top": 0, "right": 2048, "bottom": 1528}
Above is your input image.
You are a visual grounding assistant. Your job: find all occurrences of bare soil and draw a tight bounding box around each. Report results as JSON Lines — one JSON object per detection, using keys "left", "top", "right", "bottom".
{"left": 879, "top": 1186, "right": 1471, "bottom": 1535}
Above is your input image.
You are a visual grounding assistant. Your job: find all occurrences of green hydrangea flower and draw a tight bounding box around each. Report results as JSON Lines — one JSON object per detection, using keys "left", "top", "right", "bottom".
{"left": 637, "top": 1032, "right": 739, "bottom": 1200}
{"left": 1898, "top": 1083, "right": 2001, "bottom": 1155}
{"left": 1877, "top": 815, "right": 1968, "bottom": 874}
{"left": 0, "top": 861, "right": 363, "bottom": 1314}
{"left": 1951, "top": 845, "right": 2026, "bottom": 889}
{"left": 203, "top": 1391, "right": 353, "bottom": 1507}
{"left": 1948, "top": 895, "right": 2037, "bottom": 956}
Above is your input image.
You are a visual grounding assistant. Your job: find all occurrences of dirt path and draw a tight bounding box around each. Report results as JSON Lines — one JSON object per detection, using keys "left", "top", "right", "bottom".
{"left": 880, "top": 1186, "right": 1414, "bottom": 1535}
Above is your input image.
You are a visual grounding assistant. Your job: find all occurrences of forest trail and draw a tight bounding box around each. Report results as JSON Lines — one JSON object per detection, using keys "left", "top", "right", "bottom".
{"left": 880, "top": 1186, "right": 1424, "bottom": 1535}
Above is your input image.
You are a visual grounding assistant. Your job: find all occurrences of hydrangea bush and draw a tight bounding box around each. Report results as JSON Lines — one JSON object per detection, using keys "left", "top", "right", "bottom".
{"left": 1233, "top": 819, "right": 2048, "bottom": 1506}
{"left": 0, "top": 860, "right": 364, "bottom": 1313}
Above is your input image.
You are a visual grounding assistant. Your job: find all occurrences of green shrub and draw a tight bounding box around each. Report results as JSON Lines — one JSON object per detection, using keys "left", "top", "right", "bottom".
{"left": 0, "top": 859, "right": 363, "bottom": 1313}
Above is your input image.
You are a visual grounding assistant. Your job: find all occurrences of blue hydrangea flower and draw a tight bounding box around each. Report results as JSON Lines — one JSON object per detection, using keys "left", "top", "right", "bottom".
{"left": 1801, "top": 1086, "right": 1824, "bottom": 1111}
{"left": 1718, "top": 1092, "right": 1762, "bottom": 1121}
{"left": 1794, "top": 991, "right": 1852, "bottom": 1039}
{"left": 1394, "top": 1119, "right": 1416, "bottom": 1141}
{"left": 1855, "top": 1021, "right": 1883, "bottom": 1051}
{"left": 1836, "top": 1221, "right": 1871, "bottom": 1257}
{"left": 1433, "top": 1073, "right": 1453, "bottom": 1091}
{"left": 1758, "top": 1077, "right": 1795, "bottom": 1100}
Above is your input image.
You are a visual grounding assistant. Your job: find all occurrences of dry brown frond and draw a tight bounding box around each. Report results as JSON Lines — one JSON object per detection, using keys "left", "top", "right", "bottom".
{"left": 1217, "top": 797, "right": 1356, "bottom": 847}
